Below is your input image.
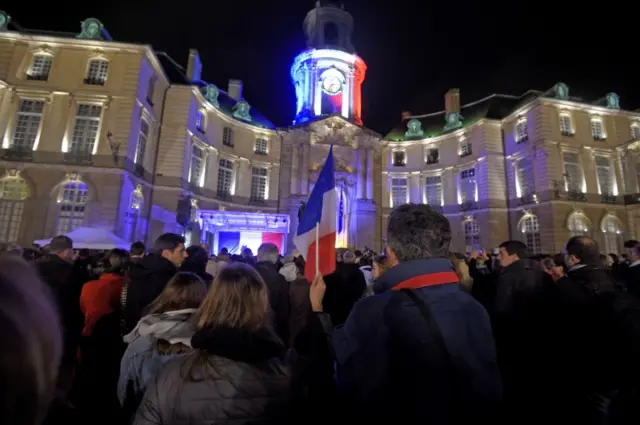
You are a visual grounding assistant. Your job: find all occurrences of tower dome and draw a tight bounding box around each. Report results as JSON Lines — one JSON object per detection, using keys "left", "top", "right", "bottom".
{"left": 303, "top": 1, "right": 354, "bottom": 53}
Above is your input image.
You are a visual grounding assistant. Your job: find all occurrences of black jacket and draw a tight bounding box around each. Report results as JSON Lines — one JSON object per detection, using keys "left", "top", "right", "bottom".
{"left": 254, "top": 261, "right": 290, "bottom": 344}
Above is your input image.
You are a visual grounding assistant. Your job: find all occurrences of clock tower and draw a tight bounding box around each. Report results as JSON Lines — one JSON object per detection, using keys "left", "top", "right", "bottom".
{"left": 291, "top": 1, "right": 367, "bottom": 125}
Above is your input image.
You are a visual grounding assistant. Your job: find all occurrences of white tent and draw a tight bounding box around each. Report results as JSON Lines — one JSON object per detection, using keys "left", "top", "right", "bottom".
{"left": 34, "top": 227, "right": 130, "bottom": 250}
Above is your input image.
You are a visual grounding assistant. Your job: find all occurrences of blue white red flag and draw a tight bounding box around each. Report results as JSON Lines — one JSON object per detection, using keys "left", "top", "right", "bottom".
{"left": 294, "top": 146, "right": 337, "bottom": 281}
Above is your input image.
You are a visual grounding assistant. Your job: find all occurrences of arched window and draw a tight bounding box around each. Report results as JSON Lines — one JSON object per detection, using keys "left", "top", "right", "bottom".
{"left": 601, "top": 215, "right": 623, "bottom": 255}
{"left": 126, "top": 185, "right": 144, "bottom": 241}
{"left": 0, "top": 174, "right": 29, "bottom": 242}
{"left": 520, "top": 214, "right": 541, "bottom": 254}
{"left": 56, "top": 180, "right": 88, "bottom": 235}
{"left": 567, "top": 212, "right": 589, "bottom": 237}
{"left": 463, "top": 219, "right": 480, "bottom": 252}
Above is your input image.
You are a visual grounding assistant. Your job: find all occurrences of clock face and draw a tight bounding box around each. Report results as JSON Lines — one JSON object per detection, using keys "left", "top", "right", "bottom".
{"left": 322, "top": 76, "right": 342, "bottom": 95}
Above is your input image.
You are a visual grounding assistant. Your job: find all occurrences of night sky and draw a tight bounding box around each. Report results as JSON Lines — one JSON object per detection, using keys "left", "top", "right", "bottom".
{"left": 9, "top": 1, "right": 637, "bottom": 134}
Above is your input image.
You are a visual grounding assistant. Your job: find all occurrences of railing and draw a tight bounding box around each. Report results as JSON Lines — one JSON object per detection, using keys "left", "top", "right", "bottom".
{"left": 3, "top": 147, "right": 33, "bottom": 161}
{"left": 26, "top": 74, "right": 48, "bottom": 81}
{"left": 600, "top": 193, "right": 617, "bottom": 204}
{"left": 84, "top": 77, "right": 106, "bottom": 86}
{"left": 63, "top": 151, "right": 93, "bottom": 164}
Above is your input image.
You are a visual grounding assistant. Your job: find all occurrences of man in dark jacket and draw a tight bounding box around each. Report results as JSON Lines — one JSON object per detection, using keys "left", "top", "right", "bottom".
{"left": 311, "top": 203, "right": 502, "bottom": 423}
{"left": 124, "top": 233, "right": 186, "bottom": 331}
{"left": 254, "top": 242, "right": 290, "bottom": 344}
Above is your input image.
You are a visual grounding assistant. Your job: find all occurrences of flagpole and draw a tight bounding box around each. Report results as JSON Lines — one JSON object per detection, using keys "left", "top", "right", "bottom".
{"left": 315, "top": 223, "right": 320, "bottom": 277}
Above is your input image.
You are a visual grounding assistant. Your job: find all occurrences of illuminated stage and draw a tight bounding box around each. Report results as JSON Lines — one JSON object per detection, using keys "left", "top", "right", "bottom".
{"left": 199, "top": 211, "right": 290, "bottom": 255}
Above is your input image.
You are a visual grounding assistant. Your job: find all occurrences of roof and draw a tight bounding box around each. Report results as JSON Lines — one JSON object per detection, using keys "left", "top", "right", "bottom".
{"left": 385, "top": 82, "right": 627, "bottom": 142}
{"left": 284, "top": 113, "right": 381, "bottom": 137}
{"left": 157, "top": 53, "right": 276, "bottom": 130}
{"left": 386, "top": 90, "right": 541, "bottom": 141}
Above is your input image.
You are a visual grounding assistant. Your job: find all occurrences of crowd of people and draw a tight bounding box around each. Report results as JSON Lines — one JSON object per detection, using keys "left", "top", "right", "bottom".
{"left": 1, "top": 202, "right": 640, "bottom": 424}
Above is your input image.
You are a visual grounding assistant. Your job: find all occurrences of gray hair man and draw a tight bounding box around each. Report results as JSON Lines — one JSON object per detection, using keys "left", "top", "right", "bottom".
{"left": 255, "top": 242, "right": 290, "bottom": 343}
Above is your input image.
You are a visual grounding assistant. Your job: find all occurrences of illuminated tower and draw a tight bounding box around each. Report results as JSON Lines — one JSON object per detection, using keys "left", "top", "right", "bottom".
{"left": 291, "top": 1, "right": 367, "bottom": 125}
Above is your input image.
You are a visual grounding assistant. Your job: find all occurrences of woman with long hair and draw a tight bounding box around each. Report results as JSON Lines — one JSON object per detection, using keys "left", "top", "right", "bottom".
{"left": 118, "top": 272, "right": 207, "bottom": 418}
{"left": 134, "top": 263, "right": 296, "bottom": 425}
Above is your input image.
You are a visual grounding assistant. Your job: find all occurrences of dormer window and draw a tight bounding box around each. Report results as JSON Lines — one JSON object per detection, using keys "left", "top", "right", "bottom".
{"left": 631, "top": 124, "right": 640, "bottom": 141}
{"left": 516, "top": 120, "right": 528, "bottom": 143}
{"left": 459, "top": 138, "right": 472, "bottom": 157}
{"left": 195, "top": 110, "right": 206, "bottom": 133}
{"left": 27, "top": 54, "right": 52, "bottom": 81}
{"left": 559, "top": 114, "right": 573, "bottom": 136}
{"left": 84, "top": 59, "right": 109, "bottom": 85}
{"left": 591, "top": 117, "right": 606, "bottom": 141}
{"left": 392, "top": 150, "right": 406, "bottom": 167}
{"left": 425, "top": 147, "right": 439, "bottom": 164}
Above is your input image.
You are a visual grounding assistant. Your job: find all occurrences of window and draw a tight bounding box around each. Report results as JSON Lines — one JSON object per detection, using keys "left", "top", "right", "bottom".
{"left": 464, "top": 219, "right": 480, "bottom": 251}
{"left": 56, "top": 180, "right": 88, "bottom": 235}
{"left": 602, "top": 215, "right": 622, "bottom": 255}
{"left": 11, "top": 99, "right": 45, "bottom": 152}
{"left": 85, "top": 59, "right": 109, "bottom": 85}
{"left": 591, "top": 118, "right": 605, "bottom": 140}
{"left": 516, "top": 120, "right": 528, "bottom": 143}
{"left": 631, "top": 124, "right": 640, "bottom": 141}
{"left": 189, "top": 144, "right": 206, "bottom": 187}
{"left": 251, "top": 167, "right": 268, "bottom": 201}
{"left": 223, "top": 127, "right": 234, "bottom": 147}
{"left": 568, "top": 212, "right": 589, "bottom": 237}
{"left": 392, "top": 150, "right": 406, "bottom": 166}
{"left": 595, "top": 156, "right": 613, "bottom": 195}
{"left": 517, "top": 157, "right": 534, "bottom": 198}
{"left": 0, "top": 176, "right": 28, "bottom": 243}
{"left": 562, "top": 152, "right": 582, "bottom": 192}
{"left": 425, "top": 148, "right": 439, "bottom": 164}
{"left": 255, "top": 138, "right": 268, "bottom": 155}
{"left": 425, "top": 175, "right": 442, "bottom": 206}
{"left": 135, "top": 119, "right": 149, "bottom": 166}
{"left": 459, "top": 138, "right": 472, "bottom": 157}
{"left": 520, "top": 215, "right": 541, "bottom": 254}
{"left": 67, "top": 104, "right": 102, "bottom": 161}
{"left": 559, "top": 114, "right": 573, "bottom": 136}
{"left": 146, "top": 76, "right": 155, "bottom": 105}
{"left": 391, "top": 178, "right": 408, "bottom": 207}
{"left": 196, "top": 110, "right": 206, "bottom": 133}
{"left": 125, "top": 187, "right": 144, "bottom": 242}
{"left": 217, "top": 158, "right": 233, "bottom": 197}
{"left": 27, "top": 54, "right": 52, "bottom": 81}
{"left": 459, "top": 168, "right": 476, "bottom": 203}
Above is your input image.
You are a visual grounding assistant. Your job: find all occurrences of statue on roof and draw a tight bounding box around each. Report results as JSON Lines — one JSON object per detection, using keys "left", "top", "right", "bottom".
{"left": 404, "top": 119, "right": 424, "bottom": 139}
{"left": 554, "top": 82, "right": 569, "bottom": 100}
{"left": 443, "top": 112, "right": 463, "bottom": 132}
{"left": 0, "top": 11, "right": 10, "bottom": 31}
{"left": 77, "top": 18, "right": 104, "bottom": 40}
{"left": 233, "top": 100, "right": 252, "bottom": 122}
{"left": 204, "top": 84, "right": 220, "bottom": 108}
{"left": 606, "top": 92, "right": 620, "bottom": 109}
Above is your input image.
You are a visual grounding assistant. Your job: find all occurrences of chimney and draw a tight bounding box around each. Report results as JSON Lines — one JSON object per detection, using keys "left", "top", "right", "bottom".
{"left": 444, "top": 89, "right": 460, "bottom": 114}
{"left": 401, "top": 111, "right": 412, "bottom": 120}
{"left": 186, "top": 49, "right": 202, "bottom": 82}
{"left": 228, "top": 79, "right": 243, "bottom": 101}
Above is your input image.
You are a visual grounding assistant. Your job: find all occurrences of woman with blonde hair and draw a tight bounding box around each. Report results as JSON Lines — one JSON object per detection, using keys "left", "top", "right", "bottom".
{"left": 135, "top": 263, "right": 296, "bottom": 425}
{"left": 118, "top": 272, "right": 207, "bottom": 418}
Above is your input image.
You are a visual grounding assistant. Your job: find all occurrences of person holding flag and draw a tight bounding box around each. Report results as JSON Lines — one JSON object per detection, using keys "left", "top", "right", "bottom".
{"left": 293, "top": 146, "right": 337, "bottom": 281}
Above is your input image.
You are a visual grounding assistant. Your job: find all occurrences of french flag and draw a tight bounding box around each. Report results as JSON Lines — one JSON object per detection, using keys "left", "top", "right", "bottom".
{"left": 294, "top": 146, "right": 337, "bottom": 281}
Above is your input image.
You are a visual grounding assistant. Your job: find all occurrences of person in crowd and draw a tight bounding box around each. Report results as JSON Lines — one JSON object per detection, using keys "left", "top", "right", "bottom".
{"left": 624, "top": 243, "right": 640, "bottom": 297}
{"left": 80, "top": 248, "right": 130, "bottom": 337}
{"left": 548, "top": 236, "right": 636, "bottom": 423}
{"left": 309, "top": 203, "right": 502, "bottom": 423}
{"left": 0, "top": 256, "right": 62, "bottom": 425}
{"left": 468, "top": 249, "right": 497, "bottom": 314}
{"left": 542, "top": 253, "right": 566, "bottom": 281}
{"left": 119, "top": 272, "right": 207, "bottom": 419}
{"left": 242, "top": 246, "right": 256, "bottom": 266}
{"left": 279, "top": 254, "right": 311, "bottom": 347}
{"left": 254, "top": 242, "right": 291, "bottom": 344}
{"left": 37, "top": 235, "right": 89, "bottom": 402}
{"left": 493, "top": 240, "right": 553, "bottom": 423}
{"left": 450, "top": 253, "right": 472, "bottom": 291}
{"left": 134, "top": 263, "right": 296, "bottom": 425}
{"left": 372, "top": 253, "right": 389, "bottom": 279}
{"left": 322, "top": 249, "right": 367, "bottom": 326}
{"left": 358, "top": 254, "right": 374, "bottom": 295}
{"left": 22, "top": 247, "right": 41, "bottom": 262}
{"left": 130, "top": 241, "right": 146, "bottom": 263}
{"left": 180, "top": 245, "right": 214, "bottom": 285}
{"left": 124, "top": 233, "right": 187, "bottom": 332}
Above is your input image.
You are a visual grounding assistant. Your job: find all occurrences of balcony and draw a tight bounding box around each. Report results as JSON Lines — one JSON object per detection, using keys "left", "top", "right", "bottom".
{"left": 3, "top": 146, "right": 33, "bottom": 161}
{"left": 392, "top": 161, "right": 406, "bottom": 167}
{"left": 133, "top": 163, "right": 145, "bottom": 177}
{"left": 249, "top": 196, "right": 267, "bottom": 205}
{"left": 592, "top": 135, "right": 606, "bottom": 142}
{"left": 254, "top": 150, "right": 267, "bottom": 156}
{"left": 64, "top": 151, "right": 93, "bottom": 164}
{"left": 516, "top": 136, "right": 529, "bottom": 144}
{"left": 518, "top": 192, "right": 537, "bottom": 206}
{"left": 26, "top": 74, "right": 48, "bottom": 81}
{"left": 216, "top": 190, "right": 232, "bottom": 201}
{"left": 459, "top": 200, "right": 477, "bottom": 212}
{"left": 567, "top": 190, "right": 587, "bottom": 202}
{"left": 600, "top": 193, "right": 617, "bottom": 204}
{"left": 425, "top": 156, "right": 439, "bottom": 165}
{"left": 459, "top": 150, "right": 472, "bottom": 158}
{"left": 561, "top": 130, "right": 574, "bottom": 137}
{"left": 222, "top": 141, "right": 234, "bottom": 148}
{"left": 84, "top": 77, "right": 106, "bottom": 86}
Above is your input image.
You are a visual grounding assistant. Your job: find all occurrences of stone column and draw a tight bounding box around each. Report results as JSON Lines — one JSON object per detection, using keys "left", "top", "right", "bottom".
{"left": 366, "top": 149, "right": 374, "bottom": 200}
{"left": 301, "top": 144, "right": 309, "bottom": 196}
{"left": 356, "top": 149, "right": 365, "bottom": 199}
{"left": 235, "top": 159, "right": 251, "bottom": 198}
{"left": 290, "top": 144, "right": 299, "bottom": 195}
{"left": 207, "top": 148, "right": 219, "bottom": 193}
{"left": 409, "top": 173, "right": 421, "bottom": 203}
